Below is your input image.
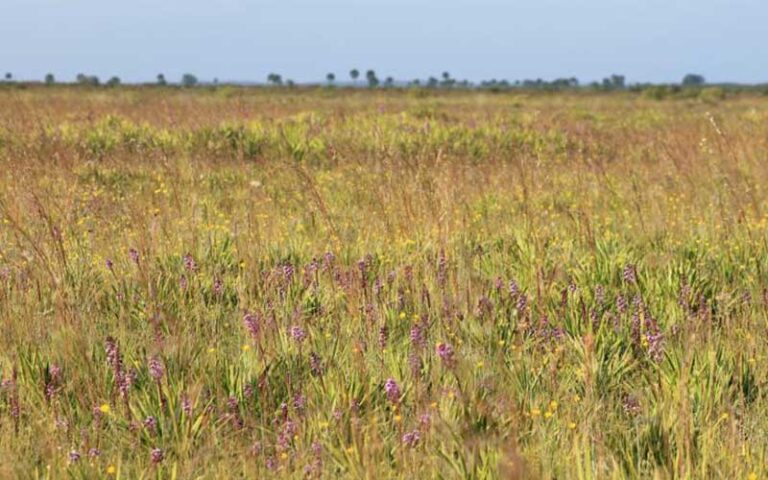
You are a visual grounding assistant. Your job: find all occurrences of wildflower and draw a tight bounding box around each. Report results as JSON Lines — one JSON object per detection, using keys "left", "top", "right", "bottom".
{"left": 128, "top": 248, "right": 139, "bottom": 265}
{"left": 280, "top": 263, "right": 296, "bottom": 287}
{"left": 106, "top": 465, "right": 117, "bottom": 475}
{"left": 384, "top": 378, "right": 401, "bottom": 404}
{"left": 293, "top": 393, "right": 307, "bottom": 412}
{"left": 243, "top": 384, "right": 254, "bottom": 398}
{"left": 88, "top": 448, "right": 101, "bottom": 458}
{"left": 105, "top": 259, "right": 114, "bottom": 270}
{"left": 623, "top": 264, "right": 637, "bottom": 284}
{"left": 182, "top": 253, "right": 197, "bottom": 272}
{"left": 595, "top": 285, "right": 605, "bottom": 306}
{"left": 409, "top": 324, "right": 426, "bottom": 349}
{"left": 250, "top": 441, "right": 262, "bottom": 456}
{"left": 243, "top": 312, "right": 260, "bottom": 340}
{"left": 148, "top": 356, "right": 164, "bottom": 381}
{"left": 378, "top": 325, "right": 389, "bottom": 348}
{"left": 402, "top": 430, "right": 421, "bottom": 447}
{"left": 622, "top": 395, "right": 641, "bottom": 415}
{"left": 99, "top": 404, "right": 111, "bottom": 414}
{"left": 309, "top": 352, "right": 323, "bottom": 377}
{"left": 616, "top": 294, "right": 628, "bottom": 314}
{"left": 435, "top": 342, "right": 456, "bottom": 368}
{"left": 150, "top": 448, "right": 164, "bottom": 465}
{"left": 437, "top": 250, "right": 447, "bottom": 288}
{"left": 290, "top": 325, "right": 307, "bottom": 343}
{"left": 181, "top": 395, "right": 192, "bottom": 416}
{"left": 213, "top": 277, "right": 223, "bottom": 296}
{"left": 68, "top": 450, "right": 81, "bottom": 463}
{"left": 515, "top": 294, "right": 527, "bottom": 313}
{"left": 144, "top": 416, "right": 158, "bottom": 434}
{"left": 241, "top": 344, "right": 250, "bottom": 352}
{"left": 408, "top": 350, "right": 423, "bottom": 378}
{"left": 419, "top": 413, "right": 431, "bottom": 429}
{"left": 508, "top": 280, "right": 519, "bottom": 298}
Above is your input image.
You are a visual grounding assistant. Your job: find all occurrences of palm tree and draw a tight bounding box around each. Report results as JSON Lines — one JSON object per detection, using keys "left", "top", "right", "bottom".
{"left": 326, "top": 73, "right": 335, "bottom": 85}
{"left": 349, "top": 69, "right": 359, "bottom": 85}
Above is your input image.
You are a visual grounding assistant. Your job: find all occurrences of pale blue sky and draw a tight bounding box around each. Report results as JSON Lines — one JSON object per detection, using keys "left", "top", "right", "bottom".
{"left": 2, "top": 0, "right": 766, "bottom": 84}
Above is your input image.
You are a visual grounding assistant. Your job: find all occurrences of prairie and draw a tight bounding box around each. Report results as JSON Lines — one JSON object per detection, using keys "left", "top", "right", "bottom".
{"left": 1, "top": 86, "right": 767, "bottom": 478}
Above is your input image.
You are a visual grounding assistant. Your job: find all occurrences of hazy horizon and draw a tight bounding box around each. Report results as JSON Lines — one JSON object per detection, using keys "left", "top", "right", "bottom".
{"left": 2, "top": 0, "right": 766, "bottom": 85}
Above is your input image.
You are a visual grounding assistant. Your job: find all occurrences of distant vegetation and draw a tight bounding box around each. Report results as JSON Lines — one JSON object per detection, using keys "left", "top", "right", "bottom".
{"left": 2, "top": 70, "right": 766, "bottom": 96}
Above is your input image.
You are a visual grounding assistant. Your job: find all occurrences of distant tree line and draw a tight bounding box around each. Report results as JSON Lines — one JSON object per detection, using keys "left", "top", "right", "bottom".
{"left": 2, "top": 71, "right": 767, "bottom": 97}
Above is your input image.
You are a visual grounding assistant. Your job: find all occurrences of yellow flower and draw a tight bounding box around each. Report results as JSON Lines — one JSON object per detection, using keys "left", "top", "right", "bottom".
{"left": 106, "top": 465, "right": 117, "bottom": 475}
{"left": 394, "top": 415, "right": 402, "bottom": 423}
{"left": 399, "top": 312, "right": 406, "bottom": 319}
{"left": 530, "top": 408, "right": 541, "bottom": 418}
{"left": 747, "top": 474, "right": 757, "bottom": 480}
{"left": 241, "top": 344, "right": 251, "bottom": 352}
{"left": 568, "top": 422, "right": 577, "bottom": 430}
{"left": 208, "top": 347, "right": 216, "bottom": 353}
{"left": 99, "top": 404, "right": 111, "bottom": 414}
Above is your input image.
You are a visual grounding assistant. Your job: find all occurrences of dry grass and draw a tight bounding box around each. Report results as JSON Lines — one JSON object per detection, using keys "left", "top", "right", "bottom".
{"left": 1, "top": 86, "right": 767, "bottom": 478}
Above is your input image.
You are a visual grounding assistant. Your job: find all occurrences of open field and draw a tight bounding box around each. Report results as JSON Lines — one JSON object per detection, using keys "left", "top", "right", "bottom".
{"left": 1, "top": 87, "right": 768, "bottom": 478}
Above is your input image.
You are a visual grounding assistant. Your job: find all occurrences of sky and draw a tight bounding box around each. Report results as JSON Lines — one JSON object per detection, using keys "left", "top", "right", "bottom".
{"left": 1, "top": 0, "right": 766, "bottom": 85}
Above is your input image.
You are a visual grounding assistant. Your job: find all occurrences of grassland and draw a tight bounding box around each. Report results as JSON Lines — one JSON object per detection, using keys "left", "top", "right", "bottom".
{"left": 1, "top": 86, "right": 767, "bottom": 478}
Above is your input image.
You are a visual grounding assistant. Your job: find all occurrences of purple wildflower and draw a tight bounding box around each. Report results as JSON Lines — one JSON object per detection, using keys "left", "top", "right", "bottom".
{"left": 309, "top": 352, "right": 323, "bottom": 377}
{"left": 148, "top": 356, "right": 164, "bottom": 381}
{"left": 409, "top": 324, "right": 426, "bottom": 349}
{"left": 378, "top": 325, "right": 389, "bottom": 348}
{"left": 150, "top": 448, "right": 164, "bottom": 465}
{"left": 408, "top": 350, "right": 423, "bottom": 378}
{"left": 384, "top": 378, "right": 401, "bottom": 404}
{"left": 183, "top": 253, "right": 197, "bottom": 272}
{"left": 144, "top": 416, "right": 158, "bottom": 434}
{"left": 623, "top": 264, "right": 637, "bottom": 285}
{"left": 290, "top": 325, "right": 307, "bottom": 344}
{"left": 181, "top": 395, "right": 192, "bottom": 416}
{"left": 128, "top": 248, "right": 139, "bottom": 265}
{"left": 402, "top": 430, "right": 421, "bottom": 447}
{"left": 435, "top": 342, "right": 456, "bottom": 368}
{"left": 243, "top": 312, "right": 260, "bottom": 340}
{"left": 213, "top": 277, "right": 223, "bottom": 296}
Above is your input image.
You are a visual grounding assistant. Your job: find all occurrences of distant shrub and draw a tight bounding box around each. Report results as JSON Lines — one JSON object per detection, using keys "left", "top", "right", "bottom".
{"left": 642, "top": 86, "right": 670, "bottom": 100}
{"left": 699, "top": 87, "right": 726, "bottom": 103}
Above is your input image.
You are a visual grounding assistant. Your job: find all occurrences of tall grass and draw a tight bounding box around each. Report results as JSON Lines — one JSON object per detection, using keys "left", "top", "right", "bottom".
{"left": 0, "top": 87, "right": 767, "bottom": 478}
